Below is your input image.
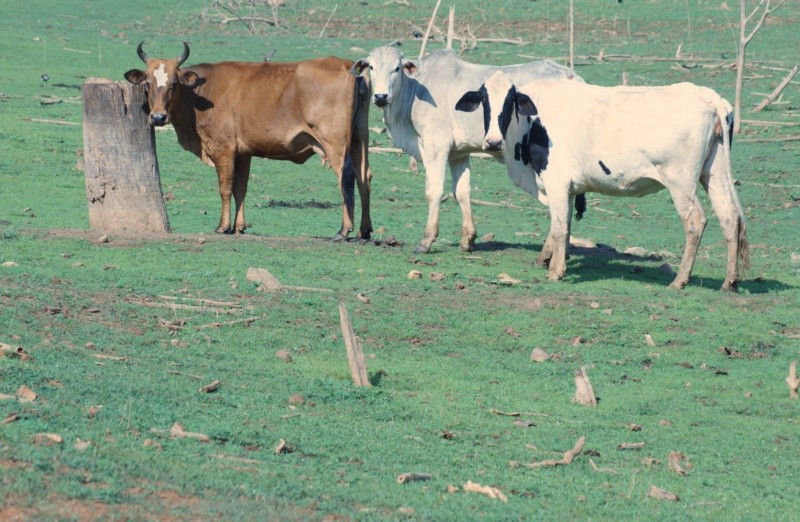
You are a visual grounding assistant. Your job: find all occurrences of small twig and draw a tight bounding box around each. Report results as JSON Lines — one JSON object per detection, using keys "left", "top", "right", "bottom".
{"left": 197, "top": 315, "right": 266, "bottom": 330}
{"left": 167, "top": 370, "right": 203, "bottom": 380}
{"left": 23, "top": 118, "right": 78, "bottom": 126}
{"left": 397, "top": 472, "right": 432, "bottom": 484}
{"left": 318, "top": 3, "right": 338, "bottom": 40}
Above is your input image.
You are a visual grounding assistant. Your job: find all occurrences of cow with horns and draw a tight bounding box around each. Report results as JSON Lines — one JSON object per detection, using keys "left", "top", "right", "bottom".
{"left": 124, "top": 42, "right": 373, "bottom": 240}
{"left": 455, "top": 72, "right": 749, "bottom": 290}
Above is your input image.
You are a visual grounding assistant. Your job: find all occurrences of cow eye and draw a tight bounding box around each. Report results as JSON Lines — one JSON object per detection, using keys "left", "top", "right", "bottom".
{"left": 393, "top": 66, "right": 400, "bottom": 73}
{"left": 368, "top": 65, "right": 374, "bottom": 70}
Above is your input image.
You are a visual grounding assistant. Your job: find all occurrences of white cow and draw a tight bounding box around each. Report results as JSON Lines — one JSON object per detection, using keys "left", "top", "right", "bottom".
{"left": 455, "top": 72, "right": 749, "bottom": 291}
{"left": 352, "top": 47, "right": 580, "bottom": 254}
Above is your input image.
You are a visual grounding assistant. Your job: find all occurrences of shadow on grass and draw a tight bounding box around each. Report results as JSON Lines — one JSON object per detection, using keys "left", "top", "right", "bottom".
{"left": 478, "top": 240, "right": 794, "bottom": 294}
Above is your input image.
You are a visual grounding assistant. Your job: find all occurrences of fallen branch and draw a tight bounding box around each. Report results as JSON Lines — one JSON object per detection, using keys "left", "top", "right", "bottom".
{"left": 126, "top": 297, "right": 241, "bottom": 314}
{"left": 318, "top": 3, "right": 338, "bottom": 40}
{"left": 23, "top": 118, "right": 79, "bottom": 126}
{"left": 463, "top": 480, "right": 508, "bottom": 502}
{"left": 339, "top": 302, "right": 371, "bottom": 387}
{"left": 490, "top": 409, "right": 521, "bottom": 417}
{"left": 589, "top": 458, "right": 619, "bottom": 474}
{"left": 517, "top": 436, "right": 586, "bottom": 469}
{"left": 157, "top": 295, "right": 241, "bottom": 308}
{"left": 753, "top": 64, "right": 799, "bottom": 113}
{"left": 170, "top": 422, "right": 210, "bottom": 443}
{"left": 737, "top": 135, "right": 800, "bottom": 143}
{"left": 198, "top": 380, "right": 220, "bottom": 393}
{"left": 166, "top": 370, "right": 203, "bottom": 380}
{"left": 197, "top": 315, "right": 266, "bottom": 330}
{"left": 471, "top": 199, "right": 529, "bottom": 210}
{"left": 397, "top": 472, "right": 432, "bottom": 484}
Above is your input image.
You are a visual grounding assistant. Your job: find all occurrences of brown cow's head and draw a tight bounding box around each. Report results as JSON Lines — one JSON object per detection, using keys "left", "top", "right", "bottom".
{"left": 124, "top": 42, "right": 199, "bottom": 126}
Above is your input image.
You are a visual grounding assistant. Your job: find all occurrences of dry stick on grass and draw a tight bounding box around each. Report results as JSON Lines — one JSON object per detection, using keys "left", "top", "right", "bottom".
{"left": 339, "top": 302, "right": 371, "bottom": 387}
{"left": 170, "top": 422, "right": 210, "bottom": 443}
{"left": 397, "top": 472, "right": 432, "bottom": 484}
{"left": 753, "top": 64, "right": 799, "bottom": 113}
{"left": 787, "top": 361, "right": 799, "bottom": 399}
{"left": 573, "top": 366, "right": 597, "bottom": 406}
{"left": 521, "top": 436, "right": 586, "bottom": 469}
{"left": 463, "top": 480, "right": 508, "bottom": 502}
{"left": 318, "top": 3, "right": 338, "bottom": 40}
{"left": 197, "top": 315, "right": 266, "bottom": 330}
{"left": 418, "top": 0, "right": 442, "bottom": 59}
{"left": 23, "top": 118, "right": 79, "bottom": 126}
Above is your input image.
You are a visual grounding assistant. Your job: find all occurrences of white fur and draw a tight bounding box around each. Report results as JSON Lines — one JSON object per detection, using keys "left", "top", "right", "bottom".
{"left": 362, "top": 47, "right": 579, "bottom": 253}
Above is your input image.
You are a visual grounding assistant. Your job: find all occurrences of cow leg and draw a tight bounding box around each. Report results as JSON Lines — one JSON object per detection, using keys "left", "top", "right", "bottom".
{"left": 416, "top": 149, "right": 449, "bottom": 254}
{"left": 702, "top": 155, "right": 745, "bottom": 291}
{"left": 232, "top": 156, "right": 251, "bottom": 234}
{"left": 213, "top": 156, "right": 236, "bottom": 234}
{"left": 449, "top": 155, "right": 476, "bottom": 251}
{"left": 668, "top": 190, "right": 707, "bottom": 289}
{"left": 351, "top": 136, "right": 373, "bottom": 240}
{"left": 540, "top": 188, "right": 573, "bottom": 281}
{"left": 330, "top": 150, "right": 355, "bottom": 242}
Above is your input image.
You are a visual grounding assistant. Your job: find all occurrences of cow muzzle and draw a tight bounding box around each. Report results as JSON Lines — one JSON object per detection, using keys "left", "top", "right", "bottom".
{"left": 373, "top": 93, "right": 389, "bottom": 108}
{"left": 149, "top": 112, "right": 169, "bottom": 126}
{"left": 483, "top": 138, "right": 504, "bottom": 152}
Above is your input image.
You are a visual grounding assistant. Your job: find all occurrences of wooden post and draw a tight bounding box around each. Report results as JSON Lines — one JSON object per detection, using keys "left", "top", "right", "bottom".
{"left": 338, "top": 302, "right": 371, "bottom": 387}
{"left": 82, "top": 78, "right": 170, "bottom": 233}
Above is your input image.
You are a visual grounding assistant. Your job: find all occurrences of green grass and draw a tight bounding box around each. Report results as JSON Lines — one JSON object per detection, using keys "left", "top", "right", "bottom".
{"left": 2, "top": 0, "right": 800, "bottom": 519}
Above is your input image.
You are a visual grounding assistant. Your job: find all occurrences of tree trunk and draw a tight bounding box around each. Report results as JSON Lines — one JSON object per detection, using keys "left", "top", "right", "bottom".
{"left": 82, "top": 78, "right": 170, "bottom": 233}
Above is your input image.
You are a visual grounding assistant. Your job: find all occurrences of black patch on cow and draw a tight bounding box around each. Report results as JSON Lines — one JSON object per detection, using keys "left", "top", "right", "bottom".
{"left": 598, "top": 160, "right": 611, "bottom": 175}
{"left": 478, "top": 85, "right": 490, "bottom": 134}
{"left": 513, "top": 118, "right": 549, "bottom": 176}
{"left": 575, "top": 193, "right": 586, "bottom": 221}
{"left": 528, "top": 119, "right": 549, "bottom": 175}
{"left": 498, "top": 86, "right": 519, "bottom": 138}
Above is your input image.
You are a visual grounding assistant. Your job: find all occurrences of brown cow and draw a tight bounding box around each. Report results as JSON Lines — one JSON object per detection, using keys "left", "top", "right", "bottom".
{"left": 124, "top": 42, "right": 372, "bottom": 239}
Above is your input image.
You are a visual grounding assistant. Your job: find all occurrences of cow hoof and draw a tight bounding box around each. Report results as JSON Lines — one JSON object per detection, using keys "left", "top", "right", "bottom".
{"left": 668, "top": 280, "right": 687, "bottom": 290}
{"left": 358, "top": 229, "right": 372, "bottom": 241}
{"left": 414, "top": 243, "right": 431, "bottom": 254}
{"left": 459, "top": 241, "right": 474, "bottom": 252}
{"left": 331, "top": 232, "right": 347, "bottom": 242}
{"left": 547, "top": 272, "right": 565, "bottom": 282}
{"left": 215, "top": 226, "right": 231, "bottom": 234}
{"left": 721, "top": 280, "right": 739, "bottom": 292}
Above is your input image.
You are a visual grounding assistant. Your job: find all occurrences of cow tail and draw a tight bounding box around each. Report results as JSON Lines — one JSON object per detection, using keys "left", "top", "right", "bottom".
{"left": 341, "top": 76, "right": 368, "bottom": 219}
{"left": 713, "top": 97, "right": 750, "bottom": 271}
{"left": 574, "top": 193, "right": 586, "bottom": 221}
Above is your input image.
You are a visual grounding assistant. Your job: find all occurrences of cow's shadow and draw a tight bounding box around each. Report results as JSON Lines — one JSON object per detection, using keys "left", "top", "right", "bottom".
{"left": 475, "top": 240, "right": 792, "bottom": 294}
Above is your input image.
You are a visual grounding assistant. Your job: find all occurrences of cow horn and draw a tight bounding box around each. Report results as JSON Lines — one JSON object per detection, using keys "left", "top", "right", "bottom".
{"left": 177, "top": 42, "right": 190, "bottom": 66}
{"left": 136, "top": 41, "right": 149, "bottom": 64}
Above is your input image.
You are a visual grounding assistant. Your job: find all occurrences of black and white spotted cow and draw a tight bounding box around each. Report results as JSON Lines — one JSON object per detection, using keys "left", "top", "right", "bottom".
{"left": 455, "top": 72, "right": 749, "bottom": 291}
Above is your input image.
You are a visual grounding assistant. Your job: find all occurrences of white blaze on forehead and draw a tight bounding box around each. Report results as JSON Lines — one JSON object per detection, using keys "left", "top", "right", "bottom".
{"left": 154, "top": 63, "right": 168, "bottom": 88}
{"left": 483, "top": 71, "right": 514, "bottom": 143}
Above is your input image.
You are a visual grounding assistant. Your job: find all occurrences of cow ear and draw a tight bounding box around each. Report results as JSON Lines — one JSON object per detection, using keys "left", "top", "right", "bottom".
{"left": 351, "top": 59, "right": 369, "bottom": 76}
{"left": 124, "top": 69, "right": 147, "bottom": 85}
{"left": 515, "top": 93, "right": 538, "bottom": 117}
{"left": 179, "top": 70, "right": 200, "bottom": 88}
{"left": 402, "top": 60, "right": 417, "bottom": 76}
{"left": 455, "top": 91, "right": 483, "bottom": 113}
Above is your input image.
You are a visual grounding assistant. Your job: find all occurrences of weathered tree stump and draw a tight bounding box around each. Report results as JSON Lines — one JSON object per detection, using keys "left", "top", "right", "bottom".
{"left": 82, "top": 78, "right": 170, "bottom": 233}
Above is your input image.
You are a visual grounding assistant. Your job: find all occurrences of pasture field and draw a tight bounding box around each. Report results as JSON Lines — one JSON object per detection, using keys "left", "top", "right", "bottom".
{"left": 1, "top": 0, "right": 799, "bottom": 519}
